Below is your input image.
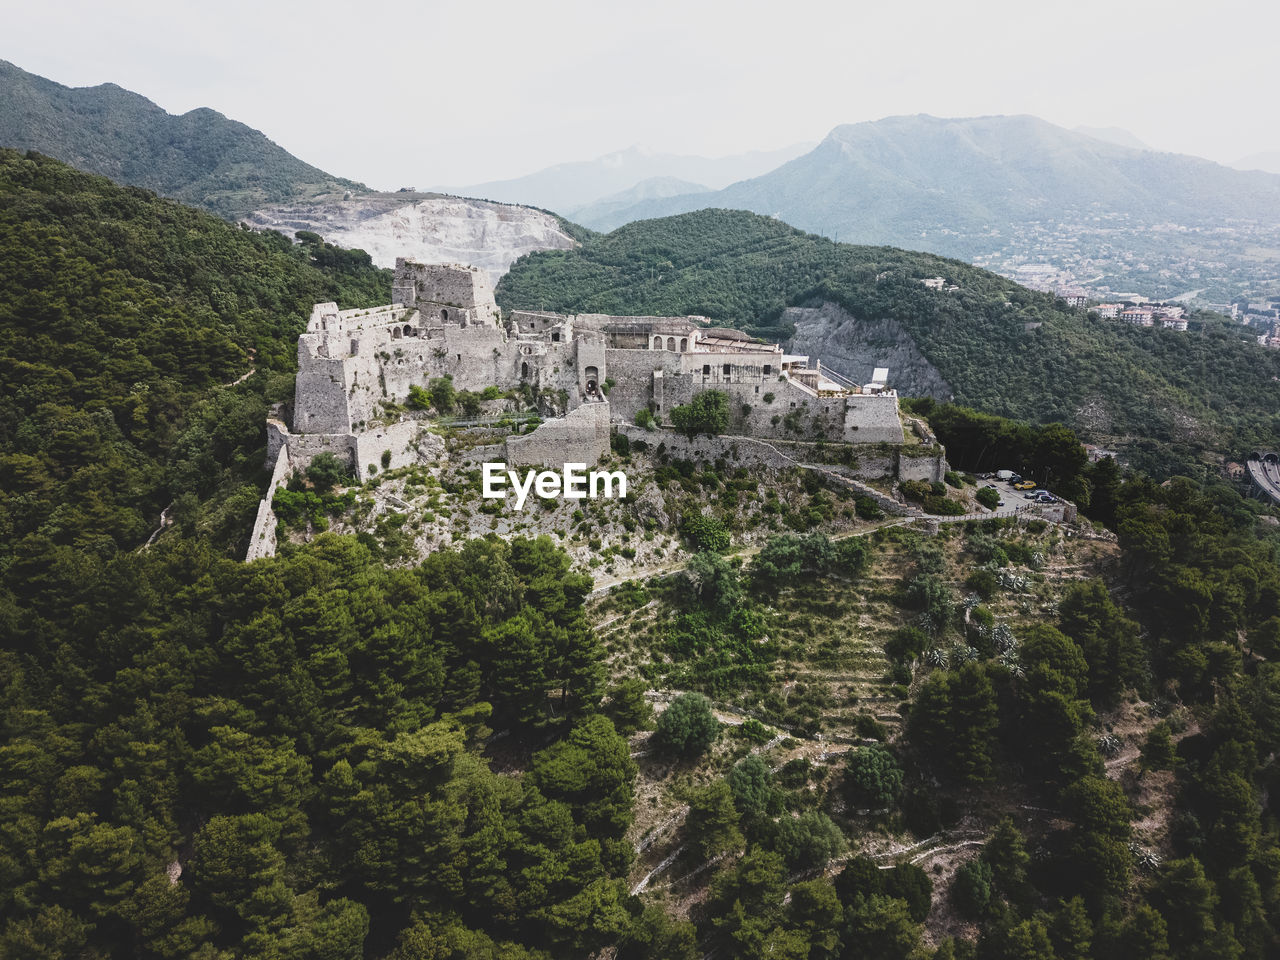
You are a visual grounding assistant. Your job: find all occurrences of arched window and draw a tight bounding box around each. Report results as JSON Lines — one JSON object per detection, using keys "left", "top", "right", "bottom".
{"left": 666, "top": 337, "right": 676, "bottom": 351}
{"left": 680, "top": 338, "right": 688, "bottom": 351}
{"left": 440, "top": 308, "right": 448, "bottom": 321}
{"left": 521, "top": 361, "right": 529, "bottom": 378}
{"left": 653, "top": 336, "right": 662, "bottom": 350}
{"left": 391, "top": 327, "right": 401, "bottom": 339}
{"left": 403, "top": 325, "right": 412, "bottom": 337}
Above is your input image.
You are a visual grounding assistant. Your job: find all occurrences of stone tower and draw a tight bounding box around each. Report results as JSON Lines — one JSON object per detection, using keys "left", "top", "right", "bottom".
{"left": 392, "top": 259, "right": 501, "bottom": 328}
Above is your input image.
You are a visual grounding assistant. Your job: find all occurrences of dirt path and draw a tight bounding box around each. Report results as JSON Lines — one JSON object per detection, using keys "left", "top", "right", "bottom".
{"left": 141, "top": 502, "right": 175, "bottom": 550}
{"left": 222, "top": 365, "right": 256, "bottom": 388}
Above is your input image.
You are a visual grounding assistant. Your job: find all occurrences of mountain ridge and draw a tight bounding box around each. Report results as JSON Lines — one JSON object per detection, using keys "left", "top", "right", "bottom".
{"left": 0, "top": 58, "right": 364, "bottom": 219}
{"left": 445, "top": 141, "right": 814, "bottom": 214}
{"left": 563, "top": 115, "right": 1280, "bottom": 301}
{"left": 577, "top": 113, "right": 1280, "bottom": 235}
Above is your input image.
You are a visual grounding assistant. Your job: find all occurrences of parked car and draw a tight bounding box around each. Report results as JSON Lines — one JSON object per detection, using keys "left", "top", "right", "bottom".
{"left": 1013, "top": 480, "right": 1037, "bottom": 491}
{"left": 1023, "top": 491, "right": 1039, "bottom": 499}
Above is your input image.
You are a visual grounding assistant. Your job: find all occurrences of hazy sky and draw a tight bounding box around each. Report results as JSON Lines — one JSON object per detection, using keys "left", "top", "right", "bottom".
{"left": 5, "top": 0, "right": 1278, "bottom": 189}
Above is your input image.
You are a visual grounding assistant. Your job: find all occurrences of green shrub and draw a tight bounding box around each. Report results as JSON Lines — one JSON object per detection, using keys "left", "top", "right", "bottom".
{"left": 670, "top": 390, "right": 730, "bottom": 439}
{"left": 952, "top": 860, "right": 994, "bottom": 918}
{"left": 406, "top": 383, "right": 432, "bottom": 410}
{"left": 975, "top": 486, "right": 1001, "bottom": 510}
{"left": 738, "top": 718, "right": 774, "bottom": 744}
{"left": 655, "top": 692, "right": 720, "bottom": 756}
{"left": 844, "top": 744, "right": 903, "bottom": 810}
{"left": 855, "top": 495, "right": 884, "bottom": 521}
{"left": 306, "top": 452, "right": 350, "bottom": 494}
{"left": 681, "top": 513, "right": 731, "bottom": 552}
{"left": 429, "top": 375, "right": 456, "bottom": 412}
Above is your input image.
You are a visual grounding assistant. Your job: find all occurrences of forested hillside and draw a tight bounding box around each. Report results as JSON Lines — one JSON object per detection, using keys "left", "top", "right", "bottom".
{"left": 498, "top": 210, "right": 1280, "bottom": 474}
{"left": 6, "top": 143, "right": 1280, "bottom": 960}
{"left": 0, "top": 60, "right": 363, "bottom": 219}
{"left": 0, "top": 149, "right": 389, "bottom": 570}
{"left": 0, "top": 533, "right": 634, "bottom": 958}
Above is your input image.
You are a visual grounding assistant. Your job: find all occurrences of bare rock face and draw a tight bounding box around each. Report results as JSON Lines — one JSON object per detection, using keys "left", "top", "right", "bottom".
{"left": 783, "top": 302, "right": 953, "bottom": 400}
{"left": 246, "top": 194, "right": 577, "bottom": 283}
{"left": 633, "top": 481, "right": 669, "bottom": 529}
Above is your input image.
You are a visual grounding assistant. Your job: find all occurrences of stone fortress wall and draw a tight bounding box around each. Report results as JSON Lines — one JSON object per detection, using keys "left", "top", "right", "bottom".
{"left": 248, "top": 257, "right": 933, "bottom": 559}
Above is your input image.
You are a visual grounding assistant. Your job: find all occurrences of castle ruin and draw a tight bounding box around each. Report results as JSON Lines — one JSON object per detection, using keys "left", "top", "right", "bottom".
{"left": 247, "top": 258, "right": 919, "bottom": 559}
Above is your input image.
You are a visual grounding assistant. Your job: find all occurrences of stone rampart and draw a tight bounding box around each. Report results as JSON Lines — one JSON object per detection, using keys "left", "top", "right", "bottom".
{"left": 506, "top": 402, "right": 611, "bottom": 467}
{"left": 897, "top": 450, "right": 948, "bottom": 483}
{"left": 245, "top": 444, "right": 292, "bottom": 562}
{"left": 617, "top": 426, "right": 919, "bottom": 516}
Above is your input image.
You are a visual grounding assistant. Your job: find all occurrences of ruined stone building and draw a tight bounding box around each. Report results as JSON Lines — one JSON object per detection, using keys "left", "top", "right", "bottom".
{"left": 247, "top": 257, "right": 912, "bottom": 558}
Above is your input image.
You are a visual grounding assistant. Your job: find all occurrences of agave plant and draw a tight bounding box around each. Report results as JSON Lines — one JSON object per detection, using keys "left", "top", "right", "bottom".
{"left": 1097, "top": 734, "right": 1123, "bottom": 757}
{"left": 1129, "top": 842, "right": 1162, "bottom": 872}
{"left": 959, "top": 645, "right": 981, "bottom": 664}
{"left": 925, "top": 647, "right": 949, "bottom": 669}
{"left": 998, "top": 649, "right": 1023, "bottom": 677}
{"left": 992, "top": 622, "right": 1016, "bottom": 652}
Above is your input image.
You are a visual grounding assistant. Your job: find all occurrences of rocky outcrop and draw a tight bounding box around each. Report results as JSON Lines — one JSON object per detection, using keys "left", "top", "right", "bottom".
{"left": 246, "top": 195, "right": 576, "bottom": 282}
{"left": 783, "top": 302, "right": 953, "bottom": 400}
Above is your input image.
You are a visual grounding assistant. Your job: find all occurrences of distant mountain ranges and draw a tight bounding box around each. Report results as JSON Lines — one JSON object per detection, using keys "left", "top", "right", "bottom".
{"left": 443, "top": 142, "right": 814, "bottom": 216}
{"left": 564, "top": 114, "right": 1280, "bottom": 245}
{"left": 5, "top": 58, "right": 1280, "bottom": 301}
{"left": 0, "top": 59, "right": 578, "bottom": 278}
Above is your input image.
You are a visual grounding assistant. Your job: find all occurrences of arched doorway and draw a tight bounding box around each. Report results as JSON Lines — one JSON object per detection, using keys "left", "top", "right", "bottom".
{"left": 521, "top": 361, "right": 529, "bottom": 379}
{"left": 585, "top": 365, "right": 599, "bottom": 396}
{"left": 653, "top": 336, "right": 662, "bottom": 350}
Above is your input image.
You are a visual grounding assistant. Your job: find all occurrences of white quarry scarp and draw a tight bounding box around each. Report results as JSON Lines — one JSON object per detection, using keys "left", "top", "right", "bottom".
{"left": 247, "top": 195, "right": 577, "bottom": 282}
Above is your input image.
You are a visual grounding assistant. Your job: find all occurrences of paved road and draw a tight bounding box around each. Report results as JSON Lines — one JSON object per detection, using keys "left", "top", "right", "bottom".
{"left": 1248, "top": 457, "right": 1280, "bottom": 506}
